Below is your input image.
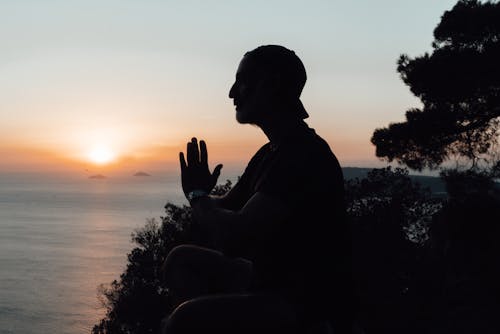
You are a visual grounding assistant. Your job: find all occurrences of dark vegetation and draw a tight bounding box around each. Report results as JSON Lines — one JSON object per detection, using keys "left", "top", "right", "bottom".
{"left": 93, "top": 1, "right": 500, "bottom": 333}
{"left": 92, "top": 182, "right": 233, "bottom": 334}
{"left": 371, "top": 0, "right": 500, "bottom": 174}
{"left": 92, "top": 167, "right": 500, "bottom": 334}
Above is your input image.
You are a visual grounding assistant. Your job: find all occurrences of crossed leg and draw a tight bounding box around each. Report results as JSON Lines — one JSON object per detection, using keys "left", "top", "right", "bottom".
{"left": 161, "top": 244, "right": 254, "bottom": 308}
{"left": 162, "top": 293, "right": 302, "bottom": 334}
{"left": 160, "top": 244, "right": 302, "bottom": 334}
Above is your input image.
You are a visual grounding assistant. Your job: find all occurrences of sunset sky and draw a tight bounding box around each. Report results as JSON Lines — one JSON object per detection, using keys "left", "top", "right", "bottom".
{"left": 0, "top": 0, "right": 459, "bottom": 175}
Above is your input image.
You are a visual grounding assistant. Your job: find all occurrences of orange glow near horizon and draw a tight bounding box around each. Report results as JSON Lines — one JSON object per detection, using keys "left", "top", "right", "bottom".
{"left": 0, "top": 131, "right": 386, "bottom": 175}
{"left": 1, "top": 109, "right": 386, "bottom": 175}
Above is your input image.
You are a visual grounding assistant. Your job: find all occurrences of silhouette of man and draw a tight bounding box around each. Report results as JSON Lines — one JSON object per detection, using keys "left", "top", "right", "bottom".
{"left": 161, "top": 45, "right": 353, "bottom": 334}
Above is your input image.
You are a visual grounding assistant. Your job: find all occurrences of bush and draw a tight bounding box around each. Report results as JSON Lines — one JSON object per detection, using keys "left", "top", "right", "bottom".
{"left": 346, "top": 167, "right": 443, "bottom": 334}
{"left": 92, "top": 181, "right": 232, "bottom": 334}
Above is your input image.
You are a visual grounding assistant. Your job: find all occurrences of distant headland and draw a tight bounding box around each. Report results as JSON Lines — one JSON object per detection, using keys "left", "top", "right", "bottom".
{"left": 89, "top": 174, "right": 107, "bottom": 179}
{"left": 134, "top": 171, "right": 151, "bottom": 177}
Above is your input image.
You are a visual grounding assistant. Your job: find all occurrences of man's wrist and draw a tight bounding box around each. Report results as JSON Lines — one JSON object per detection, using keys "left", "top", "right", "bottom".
{"left": 187, "top": 189, "right": 209, "bottom": 203}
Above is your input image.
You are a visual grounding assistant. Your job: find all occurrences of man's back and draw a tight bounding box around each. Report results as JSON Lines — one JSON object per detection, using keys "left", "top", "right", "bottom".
{"left": 221, "top": 120, "right": 350, "bottom": 323}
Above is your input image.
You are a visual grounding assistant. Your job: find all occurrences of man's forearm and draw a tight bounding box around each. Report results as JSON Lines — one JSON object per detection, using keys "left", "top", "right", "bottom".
{"left": 190, "top": 196, "right": 241, "bottom": 229}
{"left": 190, "top": 195, "right": 245, "bottom": 250}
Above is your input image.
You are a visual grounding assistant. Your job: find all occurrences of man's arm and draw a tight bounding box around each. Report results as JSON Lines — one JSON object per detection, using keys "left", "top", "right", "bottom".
{"left": 189, "top": 191, "right": 290, "bottom": 253}
{"left": 179, "top": 137, "right": 290, "bottom": 253}
{"left": 210, "top": 180, "right": 248, "bottom": 210}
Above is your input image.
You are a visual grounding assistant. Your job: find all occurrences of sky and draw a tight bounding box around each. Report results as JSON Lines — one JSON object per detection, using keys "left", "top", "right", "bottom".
{"left": 0, "top": 0, "right": 460, "bottom": 175}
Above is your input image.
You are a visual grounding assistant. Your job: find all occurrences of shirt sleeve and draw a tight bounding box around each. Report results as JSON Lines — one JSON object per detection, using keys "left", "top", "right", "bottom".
{"left": 218, "top": 144, "right": 269, "bottom": 210}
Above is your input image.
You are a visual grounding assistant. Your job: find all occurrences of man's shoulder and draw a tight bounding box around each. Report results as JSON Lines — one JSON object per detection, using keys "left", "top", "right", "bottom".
{"left": 248, "top": 143, "right": 272, "bottom": 161}
{"left": 289, "top": 127, "right": 340, "bottom": 165}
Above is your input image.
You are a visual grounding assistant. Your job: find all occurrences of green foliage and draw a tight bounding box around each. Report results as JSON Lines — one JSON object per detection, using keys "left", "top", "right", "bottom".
{"left": 368, "top": 4, "right": 500, "bottom": 326}
{"left": 371, "top": 0, "right": 500, "bottom": 171}
{"left": 440, "top": 167, "right": 500, "bottom": 198}
{"left": 424, "top": 191, "right": 500, "bottom": 332}
{"left": 92, "top": 181, "right": 232, "bottom": 334}
{"left": 346, "top": 167, "right": 444, "bottom": 334}
{"left": 346, "top": 166, "right": 442, "bottom": 244}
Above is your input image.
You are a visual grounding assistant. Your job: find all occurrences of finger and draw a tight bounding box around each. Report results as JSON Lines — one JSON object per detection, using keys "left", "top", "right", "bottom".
{"left": 200, "top": 140, "right": 208, "bottom": 166}
{"left": 186, "top": 141, "right": 196, "bottom": 166}
{"left": 179, "top": 152, "right": 187, "bottom": 171}
{"left": 191, "top": 137, "right": 200, "bottom": 163}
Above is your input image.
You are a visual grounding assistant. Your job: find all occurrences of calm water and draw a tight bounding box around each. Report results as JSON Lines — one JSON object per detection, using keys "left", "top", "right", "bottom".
{"left": 0, "top": 171, "right": 194, "bottom": 334}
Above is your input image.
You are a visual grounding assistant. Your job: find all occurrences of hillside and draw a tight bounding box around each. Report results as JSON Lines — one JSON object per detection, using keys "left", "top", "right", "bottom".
{"left": 342, "top": 167, "right": 446, "bottom": 195}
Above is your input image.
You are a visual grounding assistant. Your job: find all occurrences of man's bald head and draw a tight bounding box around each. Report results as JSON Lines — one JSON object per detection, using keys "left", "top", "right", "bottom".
{"left": 244, "top": 45, "right": 308, "bottom": 119}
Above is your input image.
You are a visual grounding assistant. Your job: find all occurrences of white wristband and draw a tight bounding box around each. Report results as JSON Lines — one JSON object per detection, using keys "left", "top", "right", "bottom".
{"left": 187, "top": 189, "right": 208, "bottom": 202}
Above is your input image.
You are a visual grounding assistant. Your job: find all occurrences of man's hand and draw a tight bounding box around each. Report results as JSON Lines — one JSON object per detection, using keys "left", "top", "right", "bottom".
{"left": 179, "top": 137, "right": 223, "bottom": 197}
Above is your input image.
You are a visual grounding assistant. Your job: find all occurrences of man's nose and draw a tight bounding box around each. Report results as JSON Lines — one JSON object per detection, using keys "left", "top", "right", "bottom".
{"left": 229, "top": 82, "right": 236, "bottom": 99}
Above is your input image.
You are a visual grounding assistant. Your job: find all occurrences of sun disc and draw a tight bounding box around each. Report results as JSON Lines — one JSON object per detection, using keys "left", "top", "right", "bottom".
{"left": 88, "top": 147, "right": 115, "bottom": 165}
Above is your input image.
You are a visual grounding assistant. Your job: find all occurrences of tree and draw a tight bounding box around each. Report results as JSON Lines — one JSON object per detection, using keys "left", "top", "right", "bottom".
{"left": 346, "top": 167, "right": 443, "bottom": 334}
{"left": 369, "top": 5, "right": 500, "bottom": 330}
{"left": 371, "top": 0, "right": 500, "bottom": 172}
{"left": 346, "top": 167, "right": 442, "bottom": 244}
{"left": 92, "top": 181, "right": 232, "bottom": 334}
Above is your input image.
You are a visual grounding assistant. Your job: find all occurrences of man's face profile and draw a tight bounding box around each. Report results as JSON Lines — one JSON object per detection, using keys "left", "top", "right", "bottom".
{"left": 229, "top": 56, "right": 270, "bottom": 125}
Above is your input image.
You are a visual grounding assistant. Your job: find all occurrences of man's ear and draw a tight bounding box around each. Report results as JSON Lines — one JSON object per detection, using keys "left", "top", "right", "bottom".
{"left": 262, "top": 73, "right": 284, "bottom": 96}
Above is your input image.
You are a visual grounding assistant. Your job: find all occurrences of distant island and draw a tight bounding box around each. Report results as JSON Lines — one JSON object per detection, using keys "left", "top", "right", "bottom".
{"left": 89, "top": 174, "right": 107, "bottom": 179}
{"left": 134, "top": 171, "right": 151, "bottom": 177}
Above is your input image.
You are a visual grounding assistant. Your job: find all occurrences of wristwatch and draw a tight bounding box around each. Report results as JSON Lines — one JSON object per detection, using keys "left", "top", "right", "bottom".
{"left": 187, "top": 189, "right": 209, "bottom": 202}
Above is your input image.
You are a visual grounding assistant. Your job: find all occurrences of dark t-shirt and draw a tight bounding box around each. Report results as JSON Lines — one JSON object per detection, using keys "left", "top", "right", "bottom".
{"left": 222, "top": 121, "right": 352, "bottom": 323}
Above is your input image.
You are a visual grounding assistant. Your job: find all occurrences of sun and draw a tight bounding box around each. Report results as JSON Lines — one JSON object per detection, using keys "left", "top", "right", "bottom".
{"left": 87, "top": 146, "right": 116, "bottom": 165}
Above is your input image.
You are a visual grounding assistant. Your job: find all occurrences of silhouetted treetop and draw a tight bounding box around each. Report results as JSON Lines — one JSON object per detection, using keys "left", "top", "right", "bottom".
{"left": 434, "top": 0, "right": 500, "bottom": 49}
{"left": 372, "top": 0, "right": 500, "bottom": 171}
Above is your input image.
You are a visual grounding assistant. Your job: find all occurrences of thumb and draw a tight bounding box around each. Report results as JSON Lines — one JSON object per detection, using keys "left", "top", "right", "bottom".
{"left": 213, "top": 164, "right": 223, "bottom": 179}
{"left": 211, "top": 164, "right": 223, "bottom": 185}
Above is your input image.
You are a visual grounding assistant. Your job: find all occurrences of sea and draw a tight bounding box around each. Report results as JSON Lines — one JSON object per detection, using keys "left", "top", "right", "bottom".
{"left": 0, "top": 170, "right": 240, "bottom": 334}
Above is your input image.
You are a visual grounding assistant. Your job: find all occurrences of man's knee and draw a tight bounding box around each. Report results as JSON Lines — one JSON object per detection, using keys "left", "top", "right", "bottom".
{"left": 162, "top": 295, "right": 299, "bottom": 334}
{"left": 161, "top": 244, "right": 197, "bottom": 283}
{"left": 161, "top": 298, "right": 205, "bottom": 334}
{"left": 166, "top": 244, "right": 198, "bottom": 263}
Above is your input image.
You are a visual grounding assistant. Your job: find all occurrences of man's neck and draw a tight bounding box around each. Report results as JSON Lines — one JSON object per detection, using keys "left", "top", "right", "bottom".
{"left": 260, "top": 117, "right": 305, "bottom": 147}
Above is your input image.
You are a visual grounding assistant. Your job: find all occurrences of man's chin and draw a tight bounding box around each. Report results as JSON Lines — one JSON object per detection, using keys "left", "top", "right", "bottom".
{"left": 235, "top": 110, "right": 249, "bottom": 124}
{"left": 235, "top": 105, "right": 261, "bottom": 125}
